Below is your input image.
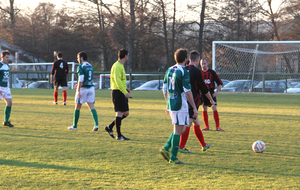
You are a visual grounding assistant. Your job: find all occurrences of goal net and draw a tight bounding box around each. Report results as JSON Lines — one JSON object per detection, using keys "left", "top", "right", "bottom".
{"left": 212, "top": 41, "right": 300, "bottom": 84}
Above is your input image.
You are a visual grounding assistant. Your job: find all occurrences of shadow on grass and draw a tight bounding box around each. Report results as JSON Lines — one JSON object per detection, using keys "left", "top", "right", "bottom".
{"left": 0, "top": 133, "right": 76, "bottom": 140}
{"left": 0, "top": 159, "right": 102, "bottom": 173}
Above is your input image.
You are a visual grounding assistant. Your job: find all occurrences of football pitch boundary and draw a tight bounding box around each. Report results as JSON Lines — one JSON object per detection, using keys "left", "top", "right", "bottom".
{"left": 0, "top": 89, "right": 299, "bottom": 189}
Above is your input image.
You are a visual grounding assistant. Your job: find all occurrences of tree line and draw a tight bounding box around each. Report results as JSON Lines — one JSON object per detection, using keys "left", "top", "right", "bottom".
{"left": 0, "top": 0, "right": 299, "bottom": 72}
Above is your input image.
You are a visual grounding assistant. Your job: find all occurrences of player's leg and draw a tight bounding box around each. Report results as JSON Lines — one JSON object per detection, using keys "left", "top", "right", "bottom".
{"left": 169, "top": 124, "right": 186, "bottom": 164}
{"left": 68, "top": 103, "right": 81, "bottom": 130}
{"left": 61, "top": 77, "right": 68, "bottom": 105}
{"left": 53, "top": 80, "right": 58, "bottom": 104}
{"left": 86, "top": 88, "right": 99, "bottom": 131}
{"left": 3, "top": 96, "right": 13, "bottom": 127}
{"left": 212, "top": 105, "right": 223, "bottom": 131}
{"left": 202, "top": 105, "right": 210, "bottom": 130}
{"left": 115, "top": 111, "right": 130, "bottom": 140}
{"left": 193, "top": 117, "right": 210, "bottom": 151}
{"left": 179, "top": 117, "right": 192, "bottom": 153}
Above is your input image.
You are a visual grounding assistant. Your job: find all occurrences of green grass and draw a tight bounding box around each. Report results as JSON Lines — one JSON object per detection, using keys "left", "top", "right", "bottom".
{"left": 0, "top": 89, "right": 299, "bottom": 189}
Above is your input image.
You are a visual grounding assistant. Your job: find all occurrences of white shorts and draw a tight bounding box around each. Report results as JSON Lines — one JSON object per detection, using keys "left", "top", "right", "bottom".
{"left": 75, "top": 87, "right": 95, "bottom": 104}
{"left": 0, "top": 87, "right": 12, "bottom": 100}
{"left": 170, "top": 111, "right": 189, "bottom": 126}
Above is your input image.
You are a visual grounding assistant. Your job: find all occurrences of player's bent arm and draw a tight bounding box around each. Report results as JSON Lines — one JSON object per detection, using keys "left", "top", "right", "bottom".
{"left": 214, "top": 84, "right": 222, "bottom": 97}
{"left": 162, "top": 83, "right": 168, "bottom": 102}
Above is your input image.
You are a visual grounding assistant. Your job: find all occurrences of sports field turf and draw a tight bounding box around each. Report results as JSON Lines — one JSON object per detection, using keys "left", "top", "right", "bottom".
{"left": 0, "top": 89, "right": 299, "bottom": 189}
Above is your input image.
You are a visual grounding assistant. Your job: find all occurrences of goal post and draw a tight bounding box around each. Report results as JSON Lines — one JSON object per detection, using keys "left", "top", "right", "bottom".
{"left": 212, "top": 41, "right": 300, "bottom": 90}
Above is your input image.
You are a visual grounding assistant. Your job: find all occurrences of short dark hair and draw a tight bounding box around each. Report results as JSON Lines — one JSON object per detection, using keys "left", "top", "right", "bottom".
{"left": 77, "top": 51, "right": 87, "bottom": 61}
{"left": 1, "top": 50, "right": 10, "bottom": 58}
{"left": 118, "top": 49, "right": 128, "bottom": 59}
{"left": 57, "top": 52, "right": 63, "bottom": 58}
{"left": 174, "top": 48, "right": 188, "bottom": 63}
{"left": 201, "top": 58, "right": 208, "bottom": 63}
{"left": 190, "top": 50, "right": 200, "bottom": 62}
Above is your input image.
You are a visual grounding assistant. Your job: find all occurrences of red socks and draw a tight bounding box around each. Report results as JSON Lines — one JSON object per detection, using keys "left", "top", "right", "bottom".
{"left": 63, "top": 90, "right": 67, "bottom": 102}
{"left": 213, "top": 110, "right": 220, "bottom": 128}
{"left": 179, "top": 127, "right": 190, "bottom": 149}
{"left": 202, "top": 111, "right": 209, "bottom": 128}
{"left": 54, "top": 92, "right": 58, "bottom": 102}
{"left": 193, "top": 125, "right": 206, "bottom": 147}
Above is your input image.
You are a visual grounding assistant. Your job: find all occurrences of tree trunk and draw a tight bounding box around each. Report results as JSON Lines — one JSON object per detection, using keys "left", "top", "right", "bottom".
{"left": 128, "top": 0, "right": 135, "bottom": 72}
{"left": 198, "top": 0, "right": 205, "bottom": 58}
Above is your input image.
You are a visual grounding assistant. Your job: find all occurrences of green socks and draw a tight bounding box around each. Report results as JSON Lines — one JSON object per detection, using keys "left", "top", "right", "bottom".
{"left": 4, "top": 106, "right": 11, "bottom": 123}
{"left": 170, "top": 134, "right": 180, "bottom": 161}
{"left": 73, "top": 110, "right": 80, "bottom": 128}
{"left": 91, "top": 109, "right": 98, "bottom": 126}
{"left": 164, "top": 132, "right": 173, "bottom": 151}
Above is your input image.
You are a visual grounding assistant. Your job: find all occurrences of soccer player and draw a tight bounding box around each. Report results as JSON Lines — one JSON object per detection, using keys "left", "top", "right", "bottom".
{"left": 179, "top": 51, "right": 216, "bottom": 153}
{"left": 51, "top": 52, "right": 68, "bottom": 105}
{"left": 0, "top": 51, "right": 14, "bottom": 127}
{"left": 200, "top": 58, "right": 224, "bottom": 131}
{"left": 68, "top": 52, "right": 99, "bottom": 131}
{"left": 104, "top": 49, "right": 131, "bottom": 140}
{"left": 159, "top": 48, "right": 198, "bottom": 164}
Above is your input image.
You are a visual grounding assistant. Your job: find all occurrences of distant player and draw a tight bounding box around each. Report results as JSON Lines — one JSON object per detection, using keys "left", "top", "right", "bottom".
{"left": 51, "top": 52, "right": 68, "bottom": 105}
{"left": 159, "top": 48, "right": 198, "bottom": 164}
{"left": 179, "top": 51, "right": 215, "bottom": 153}
{"left": 0, "top": 51, "right": 14, "bottom": 127}
{"left": 68, "top": 52, "right": 99, "bottom": 131}
{"left": 200, "top": 58, "right": 224, "bottom": 131}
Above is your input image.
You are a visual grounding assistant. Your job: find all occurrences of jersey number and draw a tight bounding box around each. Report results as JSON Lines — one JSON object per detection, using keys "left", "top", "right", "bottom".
{"left": 88, "top": 71, "right": 92, "bottom": 80}
{"left": 59, "top": 62, "right": 64, "bottom": 69}
{"left": 169, "top": 77, "right": 175, "bottom": 90}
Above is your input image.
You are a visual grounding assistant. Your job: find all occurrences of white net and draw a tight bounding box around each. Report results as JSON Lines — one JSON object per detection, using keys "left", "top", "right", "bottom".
{"left": 213, "top": 41, "right": 300, "bottom": 82}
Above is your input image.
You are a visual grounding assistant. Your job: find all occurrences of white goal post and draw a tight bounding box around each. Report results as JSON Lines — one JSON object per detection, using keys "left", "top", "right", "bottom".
{"left": 212, "top": 41, "right": 300, "bottom": 89}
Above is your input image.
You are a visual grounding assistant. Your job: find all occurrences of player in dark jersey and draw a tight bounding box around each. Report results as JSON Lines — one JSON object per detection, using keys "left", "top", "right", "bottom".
{"left": 51, "top": 52, "right": 68, "bottom": 105}
{"left": 178, "top": 51, "right": 215, "bottom": 153}
{"left": 200, "top": 58, "right": 224, "bottom": 131}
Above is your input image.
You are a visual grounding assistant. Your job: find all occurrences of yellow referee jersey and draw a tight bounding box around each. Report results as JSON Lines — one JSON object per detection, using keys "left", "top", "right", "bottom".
{"left": 110, "top": 61, "right": 127, "bottom": 95}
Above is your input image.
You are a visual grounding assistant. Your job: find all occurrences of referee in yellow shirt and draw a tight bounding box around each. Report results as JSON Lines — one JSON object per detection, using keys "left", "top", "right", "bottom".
{"left": 105, "top": 49, "right": 131, "bottom": 140}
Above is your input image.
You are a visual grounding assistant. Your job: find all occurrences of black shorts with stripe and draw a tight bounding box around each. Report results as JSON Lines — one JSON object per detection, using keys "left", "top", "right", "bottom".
{"left": 112, "top": 90, "right": 129, "bottom": 112}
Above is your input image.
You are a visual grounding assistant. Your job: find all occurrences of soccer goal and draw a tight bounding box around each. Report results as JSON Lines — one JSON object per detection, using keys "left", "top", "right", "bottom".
{"left": 212, "top": 41, "right": 300, "bottom": 87}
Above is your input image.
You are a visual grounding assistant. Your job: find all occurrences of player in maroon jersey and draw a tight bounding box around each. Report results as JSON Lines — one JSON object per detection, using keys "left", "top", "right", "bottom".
{"left": 51, "top": 52, "right": 69, "bottom": 105}
{"left": 200, "top": 58, "right": 224, "bottom": 131}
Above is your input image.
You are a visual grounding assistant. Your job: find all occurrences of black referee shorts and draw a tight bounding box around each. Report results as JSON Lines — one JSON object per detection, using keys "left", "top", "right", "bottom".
{"left": 112, "top": 90, "right": 129, "bottom": 112}
{"left": 54, "top": 77, "right": 67, "bottom": 88}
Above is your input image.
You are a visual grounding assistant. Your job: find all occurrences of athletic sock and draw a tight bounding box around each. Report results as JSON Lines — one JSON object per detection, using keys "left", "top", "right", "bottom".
{"left": 73, "top": 110, "right": 80, "bottom": 128}
{"left": 54, "top": 92, "right": 58, "bottom": 102}
{"left": 164, "top": 132, "right": 173, "bottom": 151}
{"left": 91, "top": 109, "right": 98, "bottom": 126}
{"left": 115, "top": 116, "right": 122, "bottom": 137}
{"left": 202, "top": 111, "right": 209, "bottom": 128}
{"left": 213, "top": 110, "right": 220, "bottom": 128}
{"left": 170, "top": 134, "right": 180, "bottom": 161}
{"left": 4, "top": 106, "right": 11, "bottom": 123}
{"left": 63, "top": 90, "right": 67, "bottom": 102}
{"left": 109, "top": 115, "right": 126, "bottom": 130}
{"left": 193, "top": 125, "right": 206, "bottom": 147}
{"left": 179, "top": 127, "right": 190, "bottom": 149}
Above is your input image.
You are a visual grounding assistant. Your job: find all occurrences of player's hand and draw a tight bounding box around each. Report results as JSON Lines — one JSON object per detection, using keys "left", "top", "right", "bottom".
{"left": 74, "top": 84, "right": 78, "bottom": 89}
{"left": 192, "top": 108, "right": 198, "bottom": 118}
{"left": 211, "top": 100, "right": 216, "bottom": 107}
{"left": 126, "top": 88, "right": 131, "bottom": 93}
{"left": 212, "top": 92, "right": 218, "bottom": 97}
{"left": 125, "top": 93, "right": 131, "bottom": 98}
{"left": 165, "top": 110, "right": 170, "bottom": 115}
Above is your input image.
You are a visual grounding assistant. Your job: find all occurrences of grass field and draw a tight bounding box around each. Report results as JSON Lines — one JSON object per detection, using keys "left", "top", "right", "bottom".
{"left": 0, "top": 89, "right": 299, "bottom": 189}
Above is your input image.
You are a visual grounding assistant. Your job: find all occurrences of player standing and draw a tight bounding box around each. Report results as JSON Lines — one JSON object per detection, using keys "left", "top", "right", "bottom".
{"left": 104, "top": 49, "right": 131, "bottom": 140}
{"left": 0, "top": 51, "right": 14, "bottom": 127}
{"left": 51, "top": 52, "right": 68, "bottom": 105}
{"left": 159, "top": 48, "right": 198, "bottom": 164}
{"left": 179, "top": 51, "right": 215, "bottom": 153}
{"left": 200, "top": 58, "right": 224, "bottom": 131}
{"left": 68, "top": 52, "right": 99, "bottom": 131}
